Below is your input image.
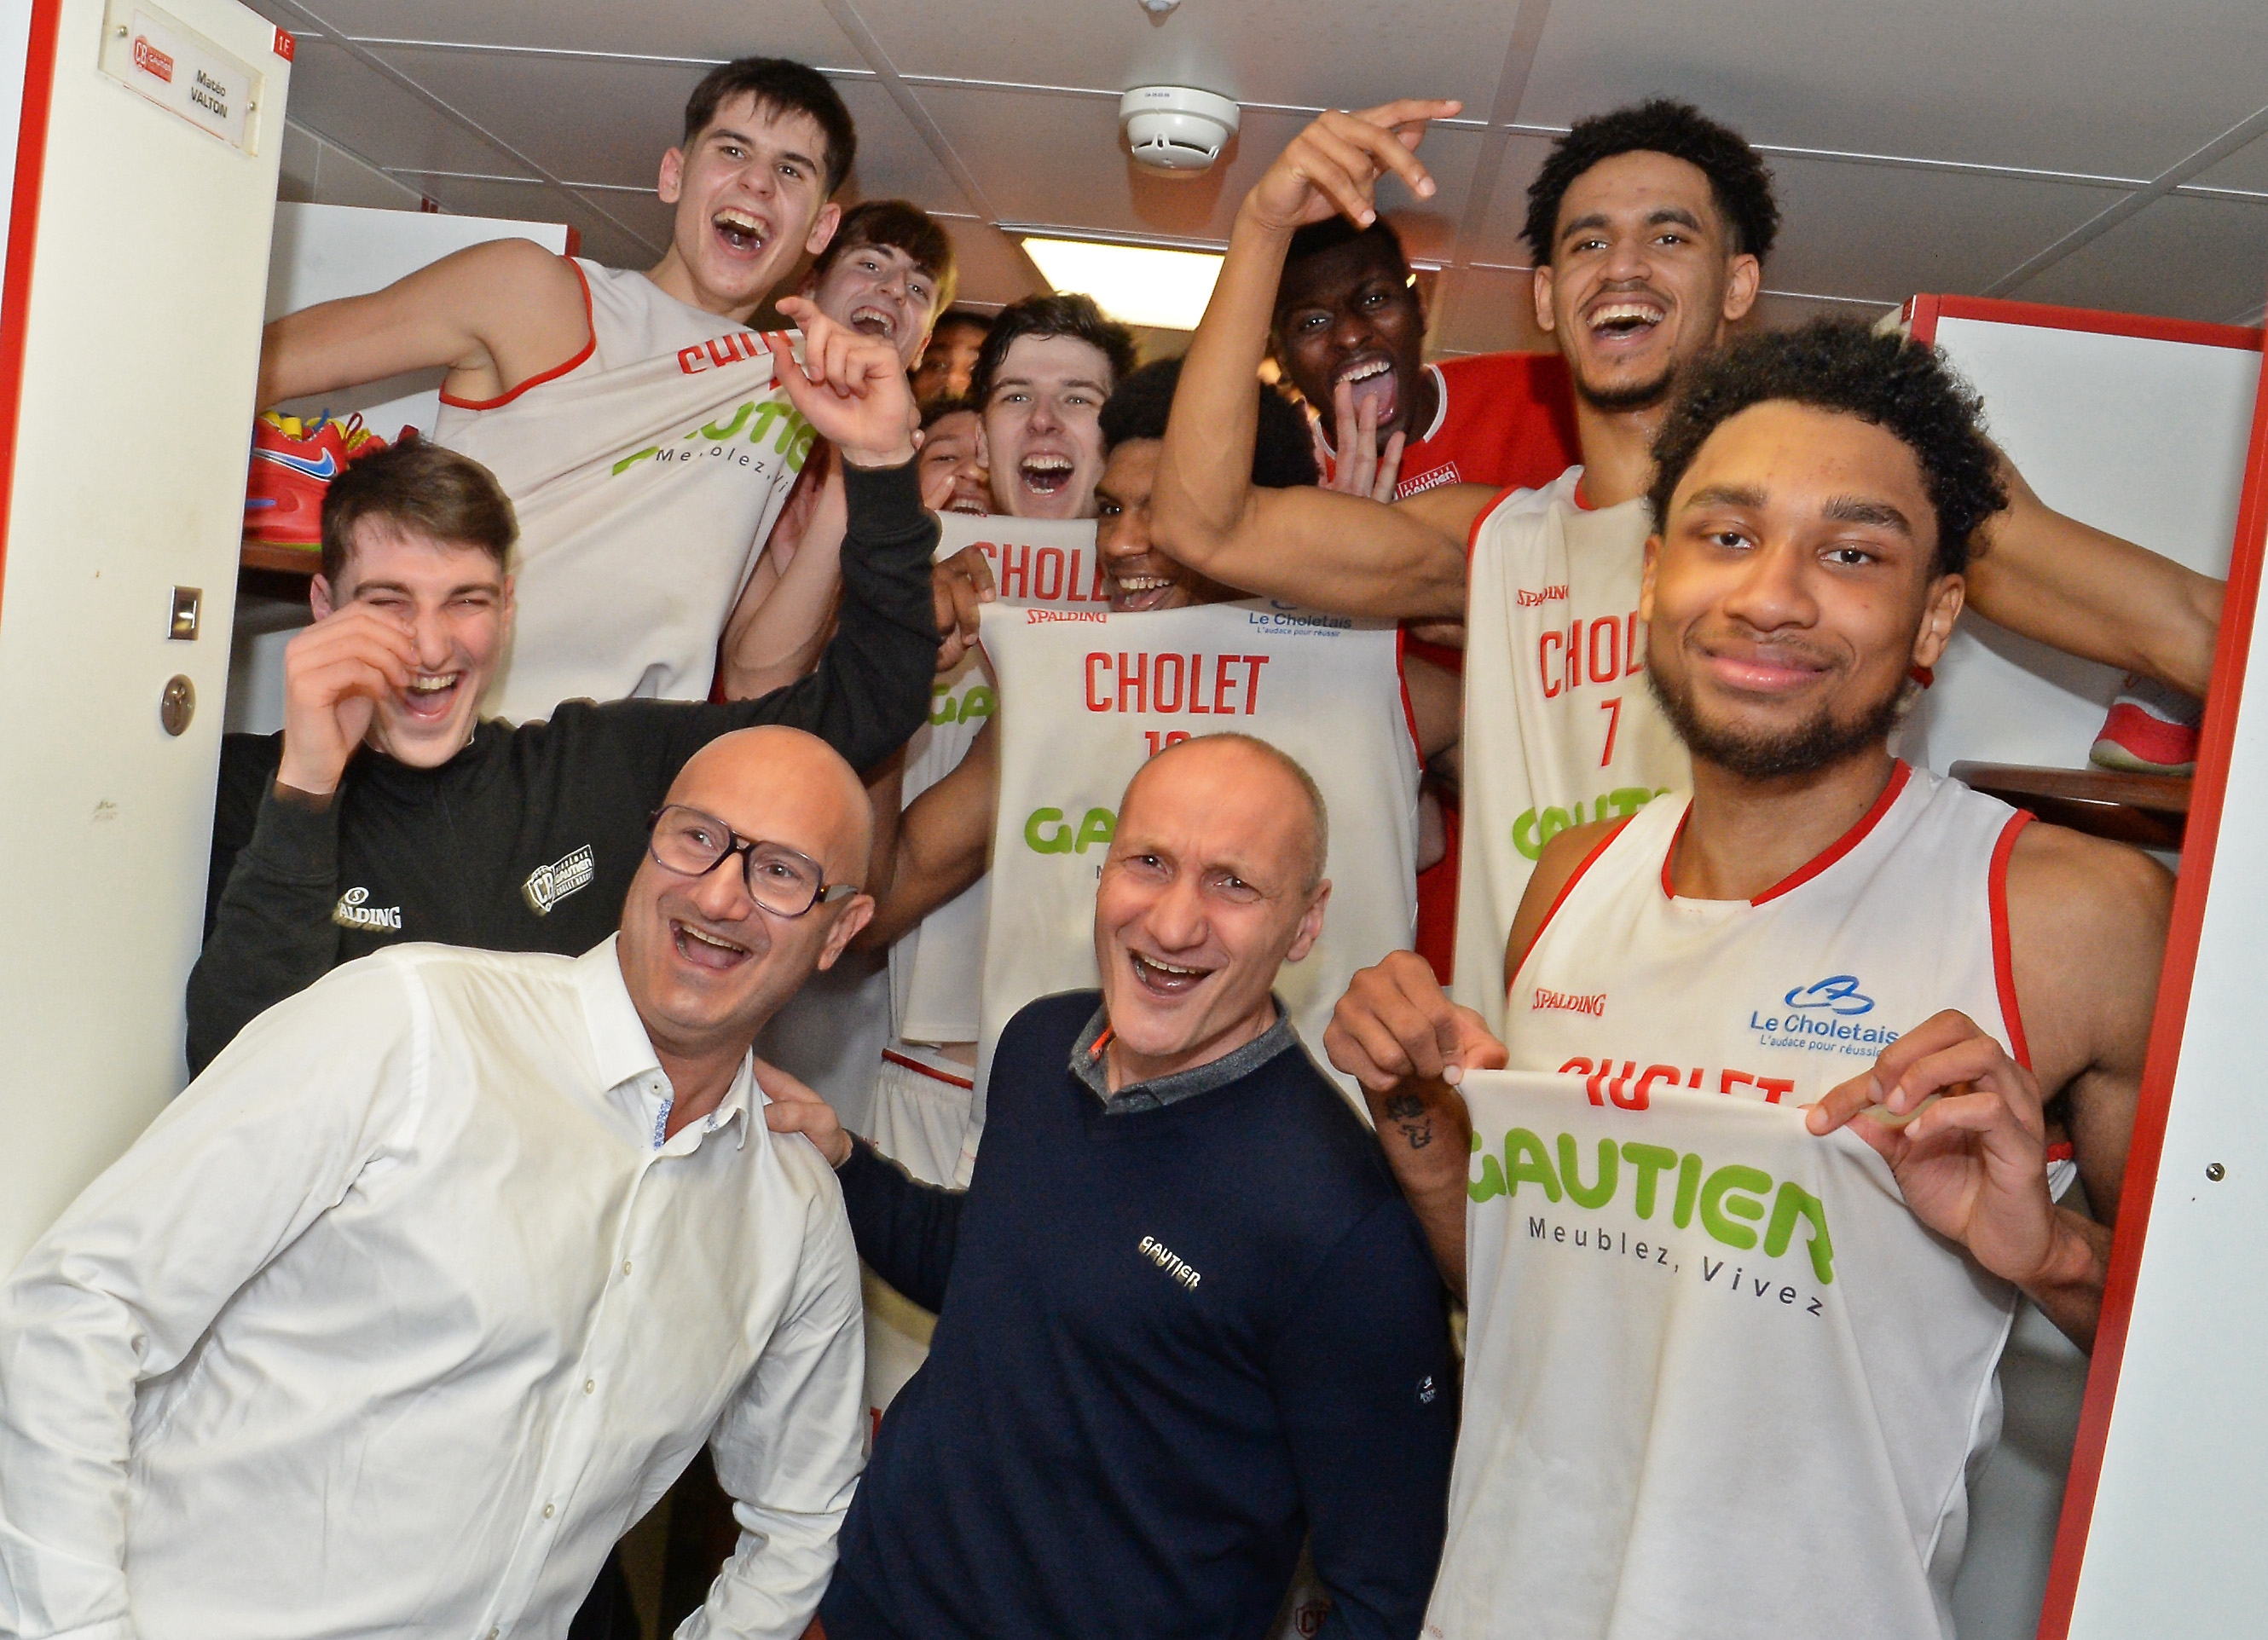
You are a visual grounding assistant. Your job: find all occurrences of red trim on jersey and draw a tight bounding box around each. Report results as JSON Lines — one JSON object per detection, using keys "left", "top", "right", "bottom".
{"left": 2039, "top": 315, "right": 2268, "bottom": 1640}
{"left": 1987, "top": 808, "right": 2036, "bottom": 1071}
{"left": 437, "top": 256, "right": 598, "bottom": 410}
{"left": 1749, "top": 761, "right": 1913, "bottom": 906}
{"left": 1508, "top": 817, "right": 1636, "bottom": 1002}
{"left": 1571, "top": 476, "right": 1595, "bottom": 511}
{"left": 1466, "top": 485, "right": 1522, "bottom": 563}
{"left": 0, "top": 0, "right": 62, "bottom": 630}
{"left": 1905, "top": 292, "right": 2262, "bottom": 355}
{"left": 882, "top": 1049, "right": 975, "bottom": 1090}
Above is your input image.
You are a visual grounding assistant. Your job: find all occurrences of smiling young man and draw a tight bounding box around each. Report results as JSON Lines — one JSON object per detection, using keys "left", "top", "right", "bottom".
{"left": 188, "top": 304, "right": 940, "bottom": 1072}
{"left": 1157, "top": 96, "right": 2223, "bottom": 1029}
{"left": 0, "top": 725, "right": 878, "bottom": 1640}
{"left": 258, "top": 57, "right": 855, "bottom": 721}
{"left": 1323, "top": 323, "right": 2170, "bottom": 1634}
{"left": 763, "top": 734, "right": 1455, "bottom": 1640}
{"left": 972, "top": 292, "right": 1138, "bottom": 519}
{"left": 910, "top": 308, "right": 992, "bottom": 407}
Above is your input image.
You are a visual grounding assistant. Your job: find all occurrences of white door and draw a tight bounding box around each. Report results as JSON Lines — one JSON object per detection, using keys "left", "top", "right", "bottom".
{"left": 0, "top": 0, "right": 292, "bottom": 1267}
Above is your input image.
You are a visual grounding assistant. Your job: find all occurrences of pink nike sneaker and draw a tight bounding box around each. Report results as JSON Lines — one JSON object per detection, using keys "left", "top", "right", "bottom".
{"left": 2090, "top": 674, "right": 2201, "bottom": 776}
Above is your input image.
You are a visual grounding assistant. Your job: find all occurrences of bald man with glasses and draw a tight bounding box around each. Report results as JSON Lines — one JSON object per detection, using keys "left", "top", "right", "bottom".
{"left": 0, "top": 724, "right": 882, "bottom": 1640}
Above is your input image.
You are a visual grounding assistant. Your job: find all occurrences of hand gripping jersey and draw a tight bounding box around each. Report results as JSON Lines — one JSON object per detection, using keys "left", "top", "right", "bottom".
{"left": 1453, "top": 469, "right": 1688, "bottom": 1037}
{"left": 976, "top": 599, "right": 1421, "bottom": 1123}
{"left": 433, "top": 259, "right": 811, "bottom": 722}
{"left": 1435, "top": 1071, "right": 2017, "bottom": 1640}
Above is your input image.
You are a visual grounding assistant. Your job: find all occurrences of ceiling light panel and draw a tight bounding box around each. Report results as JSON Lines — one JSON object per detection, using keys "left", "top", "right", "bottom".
{"left": 1018, "top": 235, "right": 1224, "bottom": 332}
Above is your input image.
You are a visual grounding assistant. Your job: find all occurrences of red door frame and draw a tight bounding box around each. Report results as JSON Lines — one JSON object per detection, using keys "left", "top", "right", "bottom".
{"left": 0, "top": 0, "right": 64, "bottom": 631}
{"left": 1908, "top": 290, "right": 2268, "bottom": 1637}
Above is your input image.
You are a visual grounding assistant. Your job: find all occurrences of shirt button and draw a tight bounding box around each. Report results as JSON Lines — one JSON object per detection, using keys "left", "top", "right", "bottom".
{"left": 542, "top": 1503, "right": 555, "bottom": 1518}
{"left": 622, "top": 1260, "right": 633, "bottom": 1275}
{"left": 584, "top": 1378, "right": 596, "bottom": 1395}
{"left": 488, "top": 1630, "right": 500, "bottom": 1639}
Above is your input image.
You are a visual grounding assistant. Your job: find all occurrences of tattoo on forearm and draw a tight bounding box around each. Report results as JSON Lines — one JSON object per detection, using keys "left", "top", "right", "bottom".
{"left": 1384, "top": 1091, "right": 1433, "bottom": 1150}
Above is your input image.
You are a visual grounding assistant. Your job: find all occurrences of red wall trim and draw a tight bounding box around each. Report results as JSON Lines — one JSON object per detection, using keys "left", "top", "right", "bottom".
{"left": 2035, "top": 296, "right": 2268, "bottom": 1637}
{"left": 0, "top": 0, "right": 65, "bottom": 632}
{"left": 1905, "top": 292, "right": 2262, "bottom": 354}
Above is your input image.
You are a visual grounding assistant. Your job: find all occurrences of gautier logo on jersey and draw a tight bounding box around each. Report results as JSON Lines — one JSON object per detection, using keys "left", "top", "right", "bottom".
{"left": 1470, "top": 1124, "right": 1836, "bottom": 1285}
{"left": 1084, "top": 651, "right": 1270, "bottom": 715}
{"left": 1513, "top": 786, "right": 1671, "bottom": 859}
{"left": 610, "top": 400, "right": 813, "bottom": 478}
{"left": 331, "top": 886, "right": 402, "bottom": 932}
{"left": 933, "top": 679, "right": 995, "bottom": 725}
{"left": 1025, "top": 806, "right": 1115, "bottom": 854}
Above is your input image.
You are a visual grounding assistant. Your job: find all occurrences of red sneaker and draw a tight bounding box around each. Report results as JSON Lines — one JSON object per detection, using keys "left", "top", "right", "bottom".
{"left": 244, "top": 413, "right": 387, "bottom": 548}
{"left": 2090, "top": 675, "right": 2201, "bottom": 776}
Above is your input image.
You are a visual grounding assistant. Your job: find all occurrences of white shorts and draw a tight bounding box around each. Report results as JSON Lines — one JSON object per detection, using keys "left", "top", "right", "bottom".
{"left": 866, "top": 1048, "right": 977, "bottom": 1187}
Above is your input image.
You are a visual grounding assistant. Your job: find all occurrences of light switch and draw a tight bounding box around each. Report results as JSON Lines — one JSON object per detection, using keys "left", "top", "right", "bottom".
{"left": 169, "top": 586, "right": 200, "bottom": 640}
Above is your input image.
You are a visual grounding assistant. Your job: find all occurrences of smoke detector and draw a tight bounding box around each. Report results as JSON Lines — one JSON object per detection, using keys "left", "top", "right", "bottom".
{"left": 1120, "top": 85, "right": 1241, "bottom": 173}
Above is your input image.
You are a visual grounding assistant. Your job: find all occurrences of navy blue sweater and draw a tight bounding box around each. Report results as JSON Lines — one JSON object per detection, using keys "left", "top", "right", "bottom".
{"left": 821, "top": 990, "right": 1456, "bottom": 1640}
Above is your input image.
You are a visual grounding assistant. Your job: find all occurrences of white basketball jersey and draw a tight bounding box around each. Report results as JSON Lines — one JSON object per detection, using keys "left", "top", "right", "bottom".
{"left": 1454, "top": 470, "right": 1688, "bottom": 1037}
{"left": 1435, "top": 1071, "right": 2017, "bottom": 1640}
{"left": 977, "top": 599, "right": 1421, "bottom": 1120}
{"left": 888, "top": 514, "right": 1105, "bottom": 1049}
{"left": 434, "top": 259, "right": 809, "bottom": 721}
{"left": 1509, "top": 760, "right": 2034, "bottom": 1108}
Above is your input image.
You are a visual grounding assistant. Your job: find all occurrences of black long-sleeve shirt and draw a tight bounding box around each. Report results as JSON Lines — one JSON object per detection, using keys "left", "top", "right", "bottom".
{"left": 824, "top": 990, "right": 1458, "bottom": 1640}
{"left": 187, "top": 458, "right": 938, "bottom": 1072}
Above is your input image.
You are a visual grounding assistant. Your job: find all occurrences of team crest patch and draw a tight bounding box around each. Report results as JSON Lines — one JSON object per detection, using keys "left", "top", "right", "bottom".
{"left": 523, "top": 845, "right": 596, "bottom": 915}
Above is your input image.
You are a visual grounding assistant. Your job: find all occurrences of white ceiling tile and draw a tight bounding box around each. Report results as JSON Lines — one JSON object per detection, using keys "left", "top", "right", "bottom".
{"left": 264, "top": 0, "right": 863, "bottom": 66}
{"left": 2186, "top": 134, "right": 2268, "bottom": 199}
{"left": 934, "top": 218, "right": 1049, "bottom": 310}
{"left": 911, "top": 86, "right": 1483, "bottom": 248}
{"left": 1755, "top": 157, "right": 2122, "bottom": 305}
{"left": 405, "top": 173, "right": 662, "bottom": 270}
{"left": 1430, "top": 265, "right": 1553, "bottom": 356}
{"left": 1517, "top": 0, "right": 2268, "bottom": 178}
{"left": 2011, "top": 194, "right": 2268, "bottom": 326}
{"left": 279, "top": 37, "right": 530, "bottom": 180}
{"left": 863, "top": 0, "right": 1524, "bottom": 114}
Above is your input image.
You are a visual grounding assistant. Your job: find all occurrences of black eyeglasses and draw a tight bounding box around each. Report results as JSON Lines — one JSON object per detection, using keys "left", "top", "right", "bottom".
{"left": 645, "top": 805, "right": 859, "bottom": 918}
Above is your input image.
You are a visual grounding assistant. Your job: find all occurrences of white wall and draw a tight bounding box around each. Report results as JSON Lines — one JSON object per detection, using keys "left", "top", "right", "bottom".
{"left": 0, "top": 0, "right": 289, "bottom": 1268}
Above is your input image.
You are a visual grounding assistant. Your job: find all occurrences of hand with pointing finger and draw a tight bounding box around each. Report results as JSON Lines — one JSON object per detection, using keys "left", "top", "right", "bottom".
{"left": 767, "top": 296, "right": 920, "bottom": 471}
{"left": 1242, "top": 99, "right": 1463, "bottom": 240}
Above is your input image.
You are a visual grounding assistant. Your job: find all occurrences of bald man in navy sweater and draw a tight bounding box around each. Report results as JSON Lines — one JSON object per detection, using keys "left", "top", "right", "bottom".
{"left": 763, "top": 732, "right": 1455, "bottom": 1640}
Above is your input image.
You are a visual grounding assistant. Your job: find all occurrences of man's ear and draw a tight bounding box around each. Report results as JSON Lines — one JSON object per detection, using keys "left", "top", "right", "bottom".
{"left": 657, "top": 147, "right": 685, "bottom": 205}
{"left": 815, "top": 894, "right": 875, "bottom": 971}
{"left": 1284, "top": 881, "right": 1333, "bottom": 964}
{"left": 1639, "top": 534, "right": 1661, "bottom": 622}
{"left": 1912, "top": 571, "right": 1966, "bottom": 671}
{"left": 1531, "top": 263, "right": 1558, "bottom": 336}
{"left": 310, "top": 574, "right": 338, "bottom": 621}
{"left": 500, "top": 573, "right": 518, "bottom": 631}
{"left": 1721, "top": 253, "right": 1762, "bottom": 324}
{"left": 804, "top": 201, "right": 843, "bottom": 258}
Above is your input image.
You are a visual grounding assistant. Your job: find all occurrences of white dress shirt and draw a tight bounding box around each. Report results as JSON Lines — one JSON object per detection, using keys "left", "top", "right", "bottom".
{"left": 0, "top": 937, "right": 865, "bottom": 1640}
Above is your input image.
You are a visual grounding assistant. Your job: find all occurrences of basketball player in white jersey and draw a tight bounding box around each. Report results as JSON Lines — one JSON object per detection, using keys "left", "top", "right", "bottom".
{"left": 257, "top": 58, "right": 856, "bottom": 721}
{"left": 1154, "top": 97, "right": 2224, "bottom": 1034}
{"left": 1324, "top": 324, "right": 2169, "bottom": 1626}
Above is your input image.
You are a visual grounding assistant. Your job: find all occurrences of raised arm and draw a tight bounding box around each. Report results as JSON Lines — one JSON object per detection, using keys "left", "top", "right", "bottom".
{"left": 1964, "top": 454, "right": 2223, "bottom": 697}
{"left": 257, "top": 235, "right": 591, "bottom": 410}
{"left": 851, "top": 716, "right": 998, "bottom": 953}
{"left": 1151, "top": 101, "right": 1484, "bottom": 620}
{"left": 720, "top": 453, "right": 848, "bottom": 701}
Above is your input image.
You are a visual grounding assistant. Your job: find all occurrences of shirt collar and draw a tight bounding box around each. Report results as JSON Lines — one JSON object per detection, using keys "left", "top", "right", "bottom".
{"left": 572, "top": 937, "right": 752, "bottom": 1152}
{"left": 1069, "top": 999, "right": 1297, "bottom": 1113}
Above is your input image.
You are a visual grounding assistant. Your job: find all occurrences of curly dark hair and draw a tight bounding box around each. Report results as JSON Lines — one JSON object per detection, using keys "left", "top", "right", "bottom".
{"left": 1646, "top": 320, "right": 2006, "bottom": 579}
{"left": 969, "top": 293, "right": 1139, "bottom": 407}
{"left": 919, "top": 394, "right": 979, "bottom": 431}
{"left": 1524, "top": 99, "right": 1778, "bottom": 266}
{"left": 1098, "top": 356, "right": 1319, "bottom": 488}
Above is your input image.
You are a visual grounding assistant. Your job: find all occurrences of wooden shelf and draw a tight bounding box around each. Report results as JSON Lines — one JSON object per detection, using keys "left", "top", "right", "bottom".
{"left": 240, "top": 540, "right": 318, "bottom": 576}
{"left": 1951, "top": 761, "right": 2190, "bottom": 850}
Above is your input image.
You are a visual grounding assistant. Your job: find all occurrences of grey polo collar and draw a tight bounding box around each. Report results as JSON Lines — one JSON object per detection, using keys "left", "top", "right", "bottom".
{"left": 1069, "top": 1000, "right": 1297, "bottom": 1113}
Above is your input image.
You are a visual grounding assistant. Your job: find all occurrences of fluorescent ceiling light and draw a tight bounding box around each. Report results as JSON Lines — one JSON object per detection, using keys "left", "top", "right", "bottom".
{"left": 1019, "top": 235, "right": 1224, "bottom": 332}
